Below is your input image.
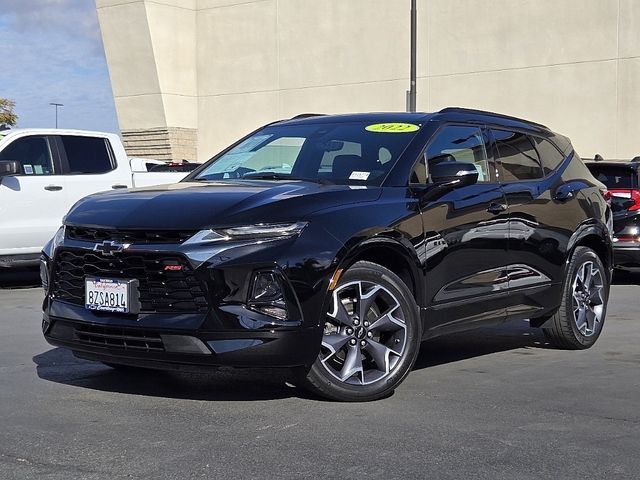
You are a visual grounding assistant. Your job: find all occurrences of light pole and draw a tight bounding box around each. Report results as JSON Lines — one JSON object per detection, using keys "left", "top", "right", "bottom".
{"left": 50, "top": 103, "right": 63, "bottom": 128}
{"left": 407, "top": 0, "right": 417, "bottom": 112}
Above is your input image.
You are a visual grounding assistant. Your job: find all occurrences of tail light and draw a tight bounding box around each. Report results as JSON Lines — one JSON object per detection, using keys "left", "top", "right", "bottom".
{"left": 608, "top": 189, "right": 640, "bottom": 211}
{"left": 629, "top": 190, "right": 640, "bottom": 211}
{"left": 600, "top": 188, "right": 612, "bottom": 206}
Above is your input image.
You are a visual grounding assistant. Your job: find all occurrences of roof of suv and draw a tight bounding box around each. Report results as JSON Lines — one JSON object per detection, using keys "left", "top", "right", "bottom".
{"left": 276, "top": 107, "right": 552, "bottom": 135}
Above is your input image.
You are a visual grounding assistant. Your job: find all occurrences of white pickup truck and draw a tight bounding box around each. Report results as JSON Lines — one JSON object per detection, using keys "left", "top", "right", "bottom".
{"left": 0, "top": 128, "right": 191, "bottom": 267}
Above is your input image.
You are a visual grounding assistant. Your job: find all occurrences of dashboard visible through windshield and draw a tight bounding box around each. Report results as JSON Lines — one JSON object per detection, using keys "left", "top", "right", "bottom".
{"left": 193, "top": 121, "right": 422, "bottom": 186}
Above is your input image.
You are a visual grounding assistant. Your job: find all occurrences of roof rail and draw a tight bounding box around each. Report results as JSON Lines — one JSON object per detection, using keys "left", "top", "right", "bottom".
{"left": 290, "top": 113, "right": 327, "bottom": 120}
{"left": 438, "top": 107, "right": 549, "bottom": 129}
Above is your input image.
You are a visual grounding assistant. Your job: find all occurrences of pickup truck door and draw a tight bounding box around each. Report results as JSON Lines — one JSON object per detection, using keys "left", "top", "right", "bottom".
{"left": 0, "top": 135, "right": 67, "bottom": 256}
{"left": 51, "top": 134, "right": 132, "bottom": 205}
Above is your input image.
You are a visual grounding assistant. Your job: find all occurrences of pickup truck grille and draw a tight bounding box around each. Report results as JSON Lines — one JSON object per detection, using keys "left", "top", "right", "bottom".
{"left": 66, "top": 226, "right": 196, "bottom": 244}
{"left": 51, "top": 248, "right": 209, "bottom": 313}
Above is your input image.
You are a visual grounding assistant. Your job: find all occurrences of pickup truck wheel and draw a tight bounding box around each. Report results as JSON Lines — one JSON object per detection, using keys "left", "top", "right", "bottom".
{"left": 543, "top": 247, "right": 609, "bottom": 349}
{"left": 302, "top": 261, "right": 421, "bottom": 402}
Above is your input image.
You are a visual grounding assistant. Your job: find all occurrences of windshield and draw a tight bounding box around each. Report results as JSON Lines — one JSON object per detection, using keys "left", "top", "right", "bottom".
{"left": 193, "top": 121, "right": 422, "bottom": 185}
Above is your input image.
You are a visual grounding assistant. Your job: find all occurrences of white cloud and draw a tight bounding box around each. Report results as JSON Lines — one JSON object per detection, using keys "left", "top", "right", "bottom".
{"left": 0, "top": 0, "right": 119, "bottom": 133}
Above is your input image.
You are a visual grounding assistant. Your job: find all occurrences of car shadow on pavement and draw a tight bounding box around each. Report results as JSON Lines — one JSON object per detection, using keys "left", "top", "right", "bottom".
{"left": 33, "top": 320, "right": 551, "bottom": 401}
{"left": 414, "top": 319, "right": 551, "bottom": 370}
{"left": 0, "top": 266, "right": 40, "bottom": 289}
{"left": 33, "top": 347, "right": 313, "bottom": 401}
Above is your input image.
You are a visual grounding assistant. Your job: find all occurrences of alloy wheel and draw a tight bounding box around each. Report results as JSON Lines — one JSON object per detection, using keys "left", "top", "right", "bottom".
{"left": 319, "top": 280, "right": 407, "bottom": 386}
{"left": 571, "top": 260, "right": 605, "bottom": 337}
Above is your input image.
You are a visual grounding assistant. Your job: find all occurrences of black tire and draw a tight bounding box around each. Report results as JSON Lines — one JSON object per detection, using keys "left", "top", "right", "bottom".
{"left": 301, "top": 261, "right": 421, "bottom": 401}
{"left": 543, "top": 246, "right": 609, "bottom": 349}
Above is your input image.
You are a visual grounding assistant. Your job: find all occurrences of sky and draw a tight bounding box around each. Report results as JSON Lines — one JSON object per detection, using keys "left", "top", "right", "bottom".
{"left": 0, "top": 0, "right": 119, "bottom": 133}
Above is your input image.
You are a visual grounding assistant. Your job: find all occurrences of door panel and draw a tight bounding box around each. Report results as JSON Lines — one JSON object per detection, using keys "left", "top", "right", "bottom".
{"left": 418, "top": 125, "right": 509, "bottom": 334}
{"left": 0, "top": 135, "right": 66, "bottom": 255}
{"left": 422, "top": 183, "right": 510, "bottom": 332}
{"left": 491, "top": 129, "right": 579, "bottom": 319}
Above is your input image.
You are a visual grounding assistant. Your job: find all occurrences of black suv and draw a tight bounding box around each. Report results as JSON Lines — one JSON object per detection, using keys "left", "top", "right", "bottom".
{"left": 586, "top": 157, "right": 640, "bottom": 269}
{"left": 41, "top": 108, "right": 612, "bottom": 401}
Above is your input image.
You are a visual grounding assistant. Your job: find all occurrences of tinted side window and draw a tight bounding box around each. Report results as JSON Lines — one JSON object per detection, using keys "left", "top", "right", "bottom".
{"left": 533, "top": 137, "right": 566, "bottom": 175}
{"left": 0, "top": 136, "right": 54, "bottom": 175}
{"left": 493, "top": 130, "right": 543, "bottom": 181}
{"left": 60, "top": 136, "right": 114, "bottom": 174}
{"left": 425, "top": 125, "right": 492, "bottom": 182}
{"left": 587, "top": 165, "right": 637, "bottom": 189}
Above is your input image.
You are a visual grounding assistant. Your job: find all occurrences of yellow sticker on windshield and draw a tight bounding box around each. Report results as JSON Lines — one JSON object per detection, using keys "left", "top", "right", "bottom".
{"left": 365, "top": 123, "right": 419, "bottom": 133}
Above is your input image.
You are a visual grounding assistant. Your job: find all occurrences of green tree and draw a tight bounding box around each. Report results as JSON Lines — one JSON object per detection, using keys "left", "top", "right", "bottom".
{"left": 0, "top": 98, "right": 18, "bottom": 128}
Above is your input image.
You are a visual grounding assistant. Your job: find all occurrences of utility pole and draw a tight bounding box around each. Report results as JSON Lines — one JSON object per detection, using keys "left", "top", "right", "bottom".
{"left": 407, "top": 0, "right": 417, "bottom": 112}
{"left": 50, "top": 103, "right": 63, "bottom": 128}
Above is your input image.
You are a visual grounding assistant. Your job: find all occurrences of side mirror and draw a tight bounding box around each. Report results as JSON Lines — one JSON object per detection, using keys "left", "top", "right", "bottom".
{"left": 0, "top": 160, "right": 20, "bottom": 177}
{"left": 429, "top": 161, "right": 478, "bottom": 188}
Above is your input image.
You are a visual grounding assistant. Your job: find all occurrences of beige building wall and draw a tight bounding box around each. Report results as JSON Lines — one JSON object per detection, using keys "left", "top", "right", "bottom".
{"left": 97, "top": 0, "right": 640, "bottom": 163}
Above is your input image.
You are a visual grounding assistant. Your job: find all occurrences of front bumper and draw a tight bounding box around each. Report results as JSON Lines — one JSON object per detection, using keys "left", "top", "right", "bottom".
{"left": 43, "top": 308, "right": 322, "bottom": 370}
{"left": 41, "top": 230, "right": 335, "bottom": 371}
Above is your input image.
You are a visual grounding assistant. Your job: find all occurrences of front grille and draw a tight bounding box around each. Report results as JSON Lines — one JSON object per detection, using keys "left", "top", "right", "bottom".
{"left": 74, "top": 324, "right": 164, "bottom": 352}
{"left": 51, "top": 248, "right": 209, "bottom": 313}
{"left": 66, "top": 226, "right": 196, "bottom": 244}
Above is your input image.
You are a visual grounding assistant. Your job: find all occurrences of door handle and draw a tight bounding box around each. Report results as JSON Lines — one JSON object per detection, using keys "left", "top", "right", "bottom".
{"left": 554, "top": 187, "right": 574, "bottom": 201}
{"left": 111, "top": 184, "right": 128, "bottom": 189}
{"left": 487, "top": 203, "right": 507, "bottom": 214}
{"left": 44, "top": 185, "right": 63, "bottom": 191}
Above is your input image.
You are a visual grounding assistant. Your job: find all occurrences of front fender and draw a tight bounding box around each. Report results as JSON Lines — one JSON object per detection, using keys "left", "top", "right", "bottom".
{"left": 330, "top": 230, "right": 425, "bottom": 307}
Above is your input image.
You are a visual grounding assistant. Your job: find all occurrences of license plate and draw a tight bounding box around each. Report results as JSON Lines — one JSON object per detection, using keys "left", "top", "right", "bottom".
{"left": 85, "top": 278, "right": 133, "bottom": 313}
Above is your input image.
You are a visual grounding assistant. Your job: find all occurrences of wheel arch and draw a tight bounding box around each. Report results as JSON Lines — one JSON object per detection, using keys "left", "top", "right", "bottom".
{"left": 566, "top": 226, "right": 613, "bottom": 275}
{"left": 529, "top": 226, "right": 611, "bottom": 329}
{"left": 334, "top": 235, "right": 424, "bottom": 308}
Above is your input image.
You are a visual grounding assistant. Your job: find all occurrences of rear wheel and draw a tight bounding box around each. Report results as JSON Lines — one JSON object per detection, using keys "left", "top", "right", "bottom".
{"left": 302, "top": 261, "right": 421, "bottom": 401}
{"left": 543, "top": 246, "right": 609, "bottom": 349}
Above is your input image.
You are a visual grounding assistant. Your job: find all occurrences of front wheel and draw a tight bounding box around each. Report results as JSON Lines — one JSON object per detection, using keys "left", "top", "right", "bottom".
{"left": 543, "top": 246, "right": 609, "bottom": 349}
{"left": 302, "top": 261, "right": 421, "bottom": 402}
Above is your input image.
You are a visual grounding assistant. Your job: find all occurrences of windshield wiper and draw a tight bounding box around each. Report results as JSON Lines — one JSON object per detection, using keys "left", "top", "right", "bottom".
{"left": 242, "top": 172, "right": 334, "bottom": 184}
{"left": 242, "top": 172, "right": 295, "bottom": 180}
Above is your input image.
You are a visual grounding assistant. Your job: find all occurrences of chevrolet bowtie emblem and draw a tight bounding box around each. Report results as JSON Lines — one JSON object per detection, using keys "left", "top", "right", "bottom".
{"left": 93, "top": 240, "right": 126, "bottom": 256}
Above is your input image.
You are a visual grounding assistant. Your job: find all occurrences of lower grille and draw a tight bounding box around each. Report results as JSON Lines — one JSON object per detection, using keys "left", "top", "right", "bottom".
{"left": 74, "top": 324, "right": 164, "bottom": 352}
{"left": 51, "top": 248, "right": 209, "bottom": 313}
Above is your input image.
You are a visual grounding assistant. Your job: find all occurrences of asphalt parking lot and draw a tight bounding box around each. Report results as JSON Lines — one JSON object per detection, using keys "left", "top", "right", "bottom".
{"left": 0, "top": 269, "right": 638, "bottom": 480}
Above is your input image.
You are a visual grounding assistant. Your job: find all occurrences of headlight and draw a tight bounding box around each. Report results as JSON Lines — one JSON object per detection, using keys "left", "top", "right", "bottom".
{"left": 42, "top": 225, "right": 65, "bottom": 258}
{"left": 40, "top": 256, "right": 49, "bottom": 291}
{"left": 183, "top": 222, "right": 307, "bottom": 245}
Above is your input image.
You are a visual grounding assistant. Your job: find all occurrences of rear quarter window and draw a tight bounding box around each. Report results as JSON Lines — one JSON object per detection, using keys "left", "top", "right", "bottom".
{"left": 532, "top": 137, "right": 566, "bottom": 175}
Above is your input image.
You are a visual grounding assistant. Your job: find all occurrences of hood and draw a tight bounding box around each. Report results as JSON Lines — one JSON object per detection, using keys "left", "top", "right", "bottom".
{"left": 64, "top": 180, "right": 381, "bottom": 230}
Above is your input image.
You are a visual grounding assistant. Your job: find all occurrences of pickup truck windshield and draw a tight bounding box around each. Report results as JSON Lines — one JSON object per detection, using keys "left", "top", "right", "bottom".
{"left": 193, "top": 121, "right": 422, "bottom": 185}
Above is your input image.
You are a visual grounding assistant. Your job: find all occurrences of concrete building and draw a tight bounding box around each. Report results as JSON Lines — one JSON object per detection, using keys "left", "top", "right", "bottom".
{"left": 96, "top": 0, "right": 640, "bottom": 162}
